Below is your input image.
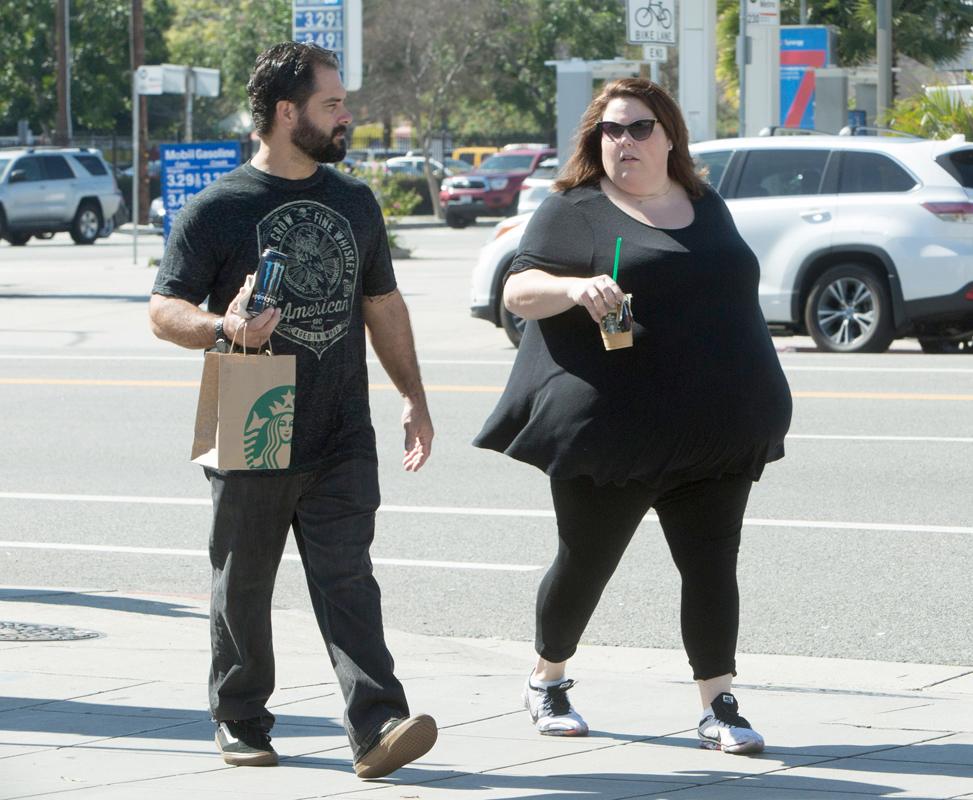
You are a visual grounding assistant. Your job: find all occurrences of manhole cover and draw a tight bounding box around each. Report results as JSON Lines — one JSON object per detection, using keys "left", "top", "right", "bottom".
{"left": 0, "top": 621, "right": 102, "bottom": 642}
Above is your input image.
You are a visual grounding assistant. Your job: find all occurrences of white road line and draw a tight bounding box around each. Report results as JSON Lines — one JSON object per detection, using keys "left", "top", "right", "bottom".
{"left": 0, "top": 355, "right": 200, "bottom": 362}
{"left": 779, "top": 364, "right": 973, "bottom": 374}
{"left": 2, "top": 354, "right": 973, "bottom": 373}
{"left": 0, "top": 541, "right": 540, "bottom": 572}
{"left": 788, "top": 434, "right": 973, "bottom": 443}
{"left": 0, "top": 492, "right": 971, "bottom": 535}
{"left": 0, "top": 356, "right": 519, "bottom": 366}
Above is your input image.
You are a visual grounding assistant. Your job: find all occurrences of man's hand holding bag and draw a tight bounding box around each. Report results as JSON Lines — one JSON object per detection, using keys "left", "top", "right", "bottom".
{"left": 191, "top": 274, "right": 295, "bottom": 471}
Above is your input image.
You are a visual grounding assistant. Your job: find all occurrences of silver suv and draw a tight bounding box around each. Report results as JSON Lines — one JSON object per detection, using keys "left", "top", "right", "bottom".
{"left": 0, "top": 147, "right": 123, "bottom": 246}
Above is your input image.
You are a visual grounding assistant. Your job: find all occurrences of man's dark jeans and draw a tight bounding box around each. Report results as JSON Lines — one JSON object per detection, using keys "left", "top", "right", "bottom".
{"left": 206, "top": 457, "right": 408, "bottom": 761}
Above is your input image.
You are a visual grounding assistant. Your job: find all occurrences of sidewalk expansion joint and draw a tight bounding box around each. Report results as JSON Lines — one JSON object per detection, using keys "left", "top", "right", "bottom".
{"left": 915, "top": 668, "right": 973, "bottom": 691}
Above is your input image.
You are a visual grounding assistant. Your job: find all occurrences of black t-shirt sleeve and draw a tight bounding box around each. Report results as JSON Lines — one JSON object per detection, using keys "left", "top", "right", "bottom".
{"left": 509, "top": 192, "right": 595, "bottom": 278}
{"left": 152, "top": 193, "right": 225, "bottom": 305}
{"left": 361, "top": 187, "right": 397, "bottom": 297}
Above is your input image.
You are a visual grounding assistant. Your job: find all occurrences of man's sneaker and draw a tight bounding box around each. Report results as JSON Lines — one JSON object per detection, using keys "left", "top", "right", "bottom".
{"left": 523, "top": 675, "right": 589, "bottom": 736}
{"left": 354, "top": 713, "right": 438, "bottom": 779}
{"left": 215, "top": 718, "right": 278, "bottom": 766}
{"left": 698, "top": 692, "right": 765, "bottom": 754}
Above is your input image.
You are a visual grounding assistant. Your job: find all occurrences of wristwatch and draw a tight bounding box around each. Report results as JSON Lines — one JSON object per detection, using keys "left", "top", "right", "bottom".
{"left": 214, "top": 317, "right": 226, "bottom": 344}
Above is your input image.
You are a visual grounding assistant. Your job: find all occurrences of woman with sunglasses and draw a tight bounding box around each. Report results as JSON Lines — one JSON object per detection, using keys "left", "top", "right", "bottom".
{"left": 475, "top": 79, "right": 792, "bottom": 754}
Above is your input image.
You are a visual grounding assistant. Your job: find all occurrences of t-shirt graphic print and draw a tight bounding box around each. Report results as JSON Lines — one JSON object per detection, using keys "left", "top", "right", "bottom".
{"left": 258, "top": 200, "right": 359, "bottom": 359}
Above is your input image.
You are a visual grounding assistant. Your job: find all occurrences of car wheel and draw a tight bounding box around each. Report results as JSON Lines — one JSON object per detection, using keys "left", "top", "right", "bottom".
{"left": 919, "top": 337, "right": 973, "bottom": 354}
{"left": 804, "top": 264, "right": 895, "bottom": 353}
{"left": 6, "top": 232, "right": 31, "bottom": 246}
{"left": 500, "top": 305, "right": 526, "bottom": 348}
{"left": 70, "top": 201, "right": 102, "bottom": 245}
{"left": 445, "top": 210, "right": 471, "bottom": 229}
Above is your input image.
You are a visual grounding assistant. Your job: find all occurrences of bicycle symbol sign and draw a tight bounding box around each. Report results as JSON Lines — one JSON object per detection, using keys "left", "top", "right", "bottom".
{"left": 626, "top": 0, "right": 676, "bottom": 45}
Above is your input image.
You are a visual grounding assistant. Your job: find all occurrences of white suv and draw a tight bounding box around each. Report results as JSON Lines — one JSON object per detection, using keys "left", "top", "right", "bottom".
{"left": 472, "top": 133, "right": 973, "bottom": 353}
{"left": 0, "top": 147, "right": 123, "bottom": 246}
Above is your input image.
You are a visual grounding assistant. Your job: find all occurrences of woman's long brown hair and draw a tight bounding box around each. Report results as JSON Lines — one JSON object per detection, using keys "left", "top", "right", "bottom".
{"left": 554, "top": 78, "right": 707, "bottom": 199}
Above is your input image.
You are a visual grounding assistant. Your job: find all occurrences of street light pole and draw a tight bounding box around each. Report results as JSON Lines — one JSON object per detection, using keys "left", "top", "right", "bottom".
{"left": 876, "top": 0, "right": 892, "bottom": 124}
{"left": 738, "top": 0, "right": 747, "bottom": 136}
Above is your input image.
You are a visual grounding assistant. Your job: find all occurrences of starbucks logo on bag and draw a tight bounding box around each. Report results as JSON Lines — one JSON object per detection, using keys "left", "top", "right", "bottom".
{"left": 243, "top": 387, "right": 296, "bottom": 469}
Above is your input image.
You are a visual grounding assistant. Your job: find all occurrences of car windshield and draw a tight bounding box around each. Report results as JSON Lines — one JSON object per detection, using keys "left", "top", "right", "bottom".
{"left": 0, "top": 158, "right": 10, "bottom": 179}
{"left": 478, "top": 154, "right": 536, "bottom": 173}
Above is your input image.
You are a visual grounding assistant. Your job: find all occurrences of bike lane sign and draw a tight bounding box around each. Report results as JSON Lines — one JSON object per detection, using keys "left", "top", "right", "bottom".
{"left": 160, "top": 141, "right": 241, "bottom": 241}
{"left": 626, "top": 0, "right": 675, "bottom": 45}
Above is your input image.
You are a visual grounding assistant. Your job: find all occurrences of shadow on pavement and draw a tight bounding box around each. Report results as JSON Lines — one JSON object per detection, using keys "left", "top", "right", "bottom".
{"left": 0, "top": 588, "right": 207, "bottom": 619}
{"left": 0, "top": 698, "right": 343, "bottom": 736}
{"left": 0, "top": 293, "right": 151, "bottom": 302}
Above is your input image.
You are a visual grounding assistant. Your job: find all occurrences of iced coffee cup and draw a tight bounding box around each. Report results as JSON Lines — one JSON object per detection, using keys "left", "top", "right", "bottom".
{"left": 600, "top": 293, "right": 633, "bottom": 351}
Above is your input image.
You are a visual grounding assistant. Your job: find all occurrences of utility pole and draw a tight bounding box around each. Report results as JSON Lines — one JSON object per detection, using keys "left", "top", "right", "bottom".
{"left": 131, "top": 0, "right": 149, "bottom": 225}
{"left": 738, "top": 0, "right": 747, "bottom": 136}
{"left": 876, "top": 0, "right": 892, "bottom": 124}
{"left": 55, "top": 0, "right": 71, "bottom": 145}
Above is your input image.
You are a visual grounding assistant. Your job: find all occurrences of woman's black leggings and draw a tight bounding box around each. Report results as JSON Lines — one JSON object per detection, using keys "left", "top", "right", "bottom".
{"left": 536, "top": 472, "right": 753, "bottom": 681}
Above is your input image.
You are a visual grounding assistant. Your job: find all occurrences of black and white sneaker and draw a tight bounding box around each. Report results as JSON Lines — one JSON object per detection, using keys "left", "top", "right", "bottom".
{"left": 523, "top": 675, "right": 589, "bottom": 736}
{"left": 698, "top": 692, "right": 765, "bottom": 754}
{"left": 215, "top": 718, "right": 278, "bottom": 766}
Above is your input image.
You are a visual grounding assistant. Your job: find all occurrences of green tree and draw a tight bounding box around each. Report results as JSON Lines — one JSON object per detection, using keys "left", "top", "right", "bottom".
{"left": 883, "top": 84, "right": 973, "bottom": 139}
{"left": 360, "top": 0, "right": 495, "bottom": 217}
{"left": 482, "top": 0, "right": 627, "bottom": 143}
{"left": 717, "top": 0, "right": 973, "bottom": 104}
{"left": 164, "top": 0, "right": 291, "bottom": 137}
{"left": 0, "top": 0, "right": 171, "bottom": 136}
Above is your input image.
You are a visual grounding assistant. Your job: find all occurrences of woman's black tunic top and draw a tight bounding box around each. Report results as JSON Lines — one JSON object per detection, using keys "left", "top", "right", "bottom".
{"left": 473, "top": 184, "right": 793, "bottom": 488}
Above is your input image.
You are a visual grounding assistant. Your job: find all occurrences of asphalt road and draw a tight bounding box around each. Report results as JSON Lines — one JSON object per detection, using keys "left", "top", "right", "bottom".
{"left": 1, "top": 222, "right": 972, "bottom": 668}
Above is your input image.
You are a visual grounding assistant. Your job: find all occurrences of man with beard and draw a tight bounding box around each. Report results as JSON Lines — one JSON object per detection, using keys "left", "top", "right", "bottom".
{"left": 148, "top": 42, "right": 437, "bottom": 778}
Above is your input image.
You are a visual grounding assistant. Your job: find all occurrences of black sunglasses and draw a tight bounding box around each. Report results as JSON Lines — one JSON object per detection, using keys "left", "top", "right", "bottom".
{"left": 596, "top": 118, "right": 658, "bottom": 142}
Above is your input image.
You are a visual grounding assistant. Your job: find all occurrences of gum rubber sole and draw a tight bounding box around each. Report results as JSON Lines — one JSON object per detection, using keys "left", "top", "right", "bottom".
{"left": 354, "top": 714, "right": 438, "bottom": 779}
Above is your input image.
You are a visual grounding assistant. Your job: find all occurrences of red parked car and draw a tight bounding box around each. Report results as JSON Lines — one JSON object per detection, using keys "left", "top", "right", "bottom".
{"left": 439, "top": 146, "right": 556, "bottom": 228}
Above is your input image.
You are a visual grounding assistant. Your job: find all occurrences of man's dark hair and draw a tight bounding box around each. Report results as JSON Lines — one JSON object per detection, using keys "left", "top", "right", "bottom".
{"left": 247, "top": 42, "right": 341, "bottom": 136}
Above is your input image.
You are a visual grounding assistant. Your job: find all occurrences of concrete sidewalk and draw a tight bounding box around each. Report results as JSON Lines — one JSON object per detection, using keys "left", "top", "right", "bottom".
{"left": 2, "top": 587, "right": 971, "bottom": 799}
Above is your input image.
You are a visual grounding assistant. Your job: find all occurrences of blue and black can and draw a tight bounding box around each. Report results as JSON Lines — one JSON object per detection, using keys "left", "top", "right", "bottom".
{"left": 246, "top": 247, "right": 289, "bottom": 316}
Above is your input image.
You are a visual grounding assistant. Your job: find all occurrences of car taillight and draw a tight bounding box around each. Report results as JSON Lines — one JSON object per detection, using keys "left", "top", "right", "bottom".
{"left": 921, "top": 201, "right": 973, "bottom": 222}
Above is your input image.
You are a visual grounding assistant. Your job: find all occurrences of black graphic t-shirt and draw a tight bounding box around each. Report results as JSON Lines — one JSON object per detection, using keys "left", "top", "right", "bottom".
{"left": 153, "top": 163, "right": 397, "bottom": 473}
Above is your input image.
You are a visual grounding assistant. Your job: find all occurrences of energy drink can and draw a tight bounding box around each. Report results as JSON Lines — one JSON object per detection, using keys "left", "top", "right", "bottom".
{"left": 246, "top": 248, "right": 289, "bottom": 316}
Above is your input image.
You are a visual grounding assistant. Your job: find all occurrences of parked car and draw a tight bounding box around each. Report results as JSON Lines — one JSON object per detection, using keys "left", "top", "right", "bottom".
{"left": 0, "top": 146, "right": 123, "bottom": 245}
{"left": 473, "top": 133, "right": 973, "bottom": 352}
{"left": 452, "top": 146, "right": 498, "bottom": 169}
{"left": 384, "top": 155, "right": 470, "bottom": 178}
{"left": 516, "top": 157, "right": 557, "bottom": 215}
{"left": 345, "top": 148, "right": 406, "bottom": 166}
{"left": 149, "top": 196, "right": 166, "bottom": 232}
{"left": 440, "top": 146, "right": 556, "bottom": 229}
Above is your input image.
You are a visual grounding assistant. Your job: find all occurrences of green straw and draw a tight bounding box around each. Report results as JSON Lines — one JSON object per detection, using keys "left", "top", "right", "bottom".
{"left": 612, "top": 236, "right": 622, "bottom": 282}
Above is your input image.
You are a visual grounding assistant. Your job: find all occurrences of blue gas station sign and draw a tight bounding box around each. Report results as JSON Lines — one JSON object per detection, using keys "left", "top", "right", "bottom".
{"left": 291, "top": 0, "right": 361, "bottom": 91}
{"left": 780, "top": 26, "right": 831, "bottom": 130}
{"left": 160, "top": 141, "right": 241, "bottom": 241}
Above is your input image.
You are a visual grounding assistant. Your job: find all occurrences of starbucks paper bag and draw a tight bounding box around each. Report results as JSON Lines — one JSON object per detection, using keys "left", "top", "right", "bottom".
{"left": 191, "top": 350, "right": 296, "bottom": 470}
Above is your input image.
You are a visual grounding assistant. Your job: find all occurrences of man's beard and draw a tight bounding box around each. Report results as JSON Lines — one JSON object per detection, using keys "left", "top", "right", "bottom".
{"left": 292, "top": 109, "right": 347, "bottom": 163}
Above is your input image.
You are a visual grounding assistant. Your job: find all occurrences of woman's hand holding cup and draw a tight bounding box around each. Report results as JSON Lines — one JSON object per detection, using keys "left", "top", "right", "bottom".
{"left": 567, "top": 275, "right": 626, "bottom": 324}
